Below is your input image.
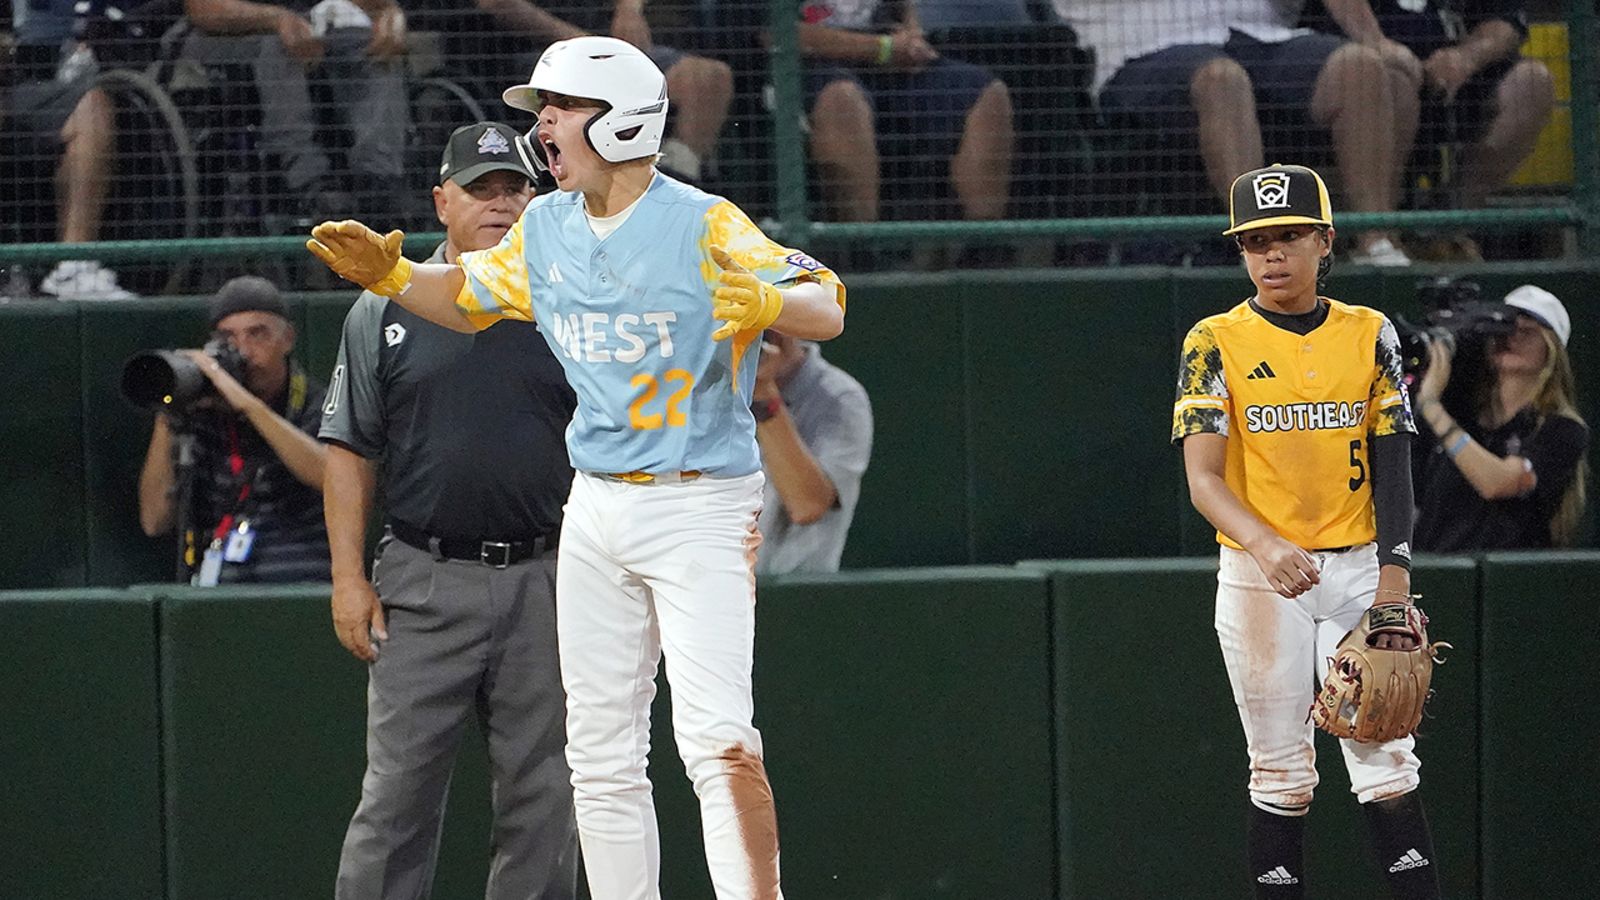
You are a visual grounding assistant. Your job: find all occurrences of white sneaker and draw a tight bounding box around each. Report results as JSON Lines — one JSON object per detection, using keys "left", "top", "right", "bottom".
{"left": 1350, "top": 237, "right": 1412, "bottom": 267}
{"left": 39, "top": 260, "right": 138, "bottom": 300}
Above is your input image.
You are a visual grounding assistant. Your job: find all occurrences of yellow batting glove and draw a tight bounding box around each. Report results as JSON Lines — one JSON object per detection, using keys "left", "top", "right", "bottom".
{"left": 709, "top": 245, "right": 783, "bottom": 341}
{"left": 306, "top": 220, "right": 413, "bottom": 298}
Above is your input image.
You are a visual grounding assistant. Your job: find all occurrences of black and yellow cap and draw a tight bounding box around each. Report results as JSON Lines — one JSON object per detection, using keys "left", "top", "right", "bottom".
{"left": 1223, "top": 164, "right": 1333, "bottom": 236}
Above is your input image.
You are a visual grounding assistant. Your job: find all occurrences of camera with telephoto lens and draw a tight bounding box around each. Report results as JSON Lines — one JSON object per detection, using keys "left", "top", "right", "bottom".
{"left": 1394, "top": 278, "right": 1519, "bottom": 382}
{"left": 120, "top": 337, "right": 247, "bottom": 413}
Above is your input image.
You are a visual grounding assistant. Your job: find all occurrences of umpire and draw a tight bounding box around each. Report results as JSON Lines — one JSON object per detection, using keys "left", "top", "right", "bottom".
{"left": 319, "top": 122, "right": 578, "bottom": 899}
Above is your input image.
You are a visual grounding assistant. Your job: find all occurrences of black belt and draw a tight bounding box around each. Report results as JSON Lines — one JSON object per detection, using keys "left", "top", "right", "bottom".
{"left": 388, "top": 519, "right": 556, "bottom": 569}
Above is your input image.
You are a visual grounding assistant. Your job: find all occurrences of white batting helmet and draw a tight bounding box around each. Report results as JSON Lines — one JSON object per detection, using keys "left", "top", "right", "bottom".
{"left": 502, "top": 36, "right": 669, "bottom": 168}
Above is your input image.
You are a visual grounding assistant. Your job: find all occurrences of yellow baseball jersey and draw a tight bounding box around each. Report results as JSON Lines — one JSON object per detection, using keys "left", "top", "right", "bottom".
{"left": 1172, "top": 298, "right": 1415, "bottom": 550}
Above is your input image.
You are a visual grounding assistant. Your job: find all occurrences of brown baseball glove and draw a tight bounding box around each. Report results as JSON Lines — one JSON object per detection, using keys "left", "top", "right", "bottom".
{"left": 1310, "top": 602, "right": 1451, "bottom": 743}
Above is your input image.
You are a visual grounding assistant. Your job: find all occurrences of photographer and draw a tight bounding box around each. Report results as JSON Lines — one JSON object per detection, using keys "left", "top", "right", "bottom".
{"left": 138, "top": 276, "right": 331, "bottom": 583}
{"left": 1413, "top": 284, "right": 1590, "bottom": 550}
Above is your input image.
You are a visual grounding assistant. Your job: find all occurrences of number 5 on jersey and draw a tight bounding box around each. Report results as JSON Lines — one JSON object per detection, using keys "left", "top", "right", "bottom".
{"left": 1348, "top": 439, "right": 1367, "bottom": 492}
{"left": 630, "top": 369, "right": 694, "bottom": 430}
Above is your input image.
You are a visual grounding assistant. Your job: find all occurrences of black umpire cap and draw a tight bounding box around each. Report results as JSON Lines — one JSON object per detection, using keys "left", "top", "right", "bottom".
{"left": 438, "top": 121, "right": 536, "bottom": 186}
{"left": 1224, "top": 164, "right": 1334, "bottom": 235}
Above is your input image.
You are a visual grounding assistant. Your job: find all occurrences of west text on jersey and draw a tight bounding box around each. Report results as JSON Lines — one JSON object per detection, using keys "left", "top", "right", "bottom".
{"left": 547, "top": 311, "right": 679, "bottom": 363}
{"left": 1244, "top": 401, "right": 1368, "bottom": 433}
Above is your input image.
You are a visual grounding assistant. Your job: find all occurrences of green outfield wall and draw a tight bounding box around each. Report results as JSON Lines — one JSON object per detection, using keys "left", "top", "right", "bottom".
{"left": 3, "top": 262, "right": 1598, "bottom": 591}
{"left": 2, "top": 555, "right": 1596, "bottom": 898}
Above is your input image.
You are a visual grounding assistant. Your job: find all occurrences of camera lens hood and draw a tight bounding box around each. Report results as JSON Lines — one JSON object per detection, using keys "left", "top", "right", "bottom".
{"left": 121, "top": 350, "right": 209, "bottom": 411}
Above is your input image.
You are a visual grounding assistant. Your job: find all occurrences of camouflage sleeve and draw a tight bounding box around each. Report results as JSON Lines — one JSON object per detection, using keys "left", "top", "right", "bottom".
{"left": 1369, "top": 317, "right": 1416, "bottom": 437}
{"left": 1172, "top": 321, "right": 1229, "bottom": 443}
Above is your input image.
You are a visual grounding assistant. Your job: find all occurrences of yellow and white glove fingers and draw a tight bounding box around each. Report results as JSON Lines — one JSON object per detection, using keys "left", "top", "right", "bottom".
{"left": 306, "top": 220, "right": 413, "bottom": 298}
{"left": 709, "top": 244, "right": 784, "bottom": 341}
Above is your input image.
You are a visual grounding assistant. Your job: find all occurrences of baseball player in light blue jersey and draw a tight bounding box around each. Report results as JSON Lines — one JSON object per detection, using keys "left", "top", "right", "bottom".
{"left": 308, "top": 36, "right": 845, "bottom": 900}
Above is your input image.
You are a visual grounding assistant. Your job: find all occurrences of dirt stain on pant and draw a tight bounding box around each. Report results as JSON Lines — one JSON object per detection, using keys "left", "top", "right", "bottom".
{"left": 719, "top": 743, "right": 781, "bottom": 900}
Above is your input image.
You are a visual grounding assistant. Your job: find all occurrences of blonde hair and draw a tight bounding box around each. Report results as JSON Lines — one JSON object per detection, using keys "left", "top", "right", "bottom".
{"left": 1530, "top": 331, "right": 1588, "bottom": 545}
{"left": 1470, "top": 328, "right": 1588, "bottom": 544}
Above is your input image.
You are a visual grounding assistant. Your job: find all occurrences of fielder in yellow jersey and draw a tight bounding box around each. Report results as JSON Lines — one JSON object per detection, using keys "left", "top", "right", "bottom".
{"left": 1174, "top": 298, "right": 1412, "bottom": 551}
{"left": 1173, "top": 165, "right": 1442, "bottom": 900}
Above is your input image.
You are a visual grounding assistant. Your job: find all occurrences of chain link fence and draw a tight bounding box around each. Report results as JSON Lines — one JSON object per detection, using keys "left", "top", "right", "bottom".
{"left": 1, "top": 0, "right": 1593, "bottom": 289}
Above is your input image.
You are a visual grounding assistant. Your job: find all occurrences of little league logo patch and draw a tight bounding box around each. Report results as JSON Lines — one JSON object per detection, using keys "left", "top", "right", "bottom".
{"left": 785, "top": 251, "right": 824, "bottom": 272}
{"left": 1252, "top": 172, "right": 1292, "bottom": 210}
{"left": 477, "top": 128, "right": 512, "bottom": 156}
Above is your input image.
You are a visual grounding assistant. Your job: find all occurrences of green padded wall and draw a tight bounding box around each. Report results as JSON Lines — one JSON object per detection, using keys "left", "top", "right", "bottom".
{"left": 152, "top": 571, "right": 1055, "bottom": 899}
{"left": 646, "top": 568, "right": 1057, "bottom": 898}
{"left": 156, "top": 585, "right": 496, "bottom": 900}
{"left": 8, "top": 557, "right": 1599, "bottom": 897}
{"left": 1478, "top": 552, "right": 1600, "bottom": 897}
{"left": 0, "top": 590, "right": 163, "bottom": 897}
{"left": 0, "top": 306, "right": 89, "bottom": 587}
{"left": 1044, "top": 558, "right": 1242, "bottom": 898}
{"left": 824, "top": 276, "right": 973, "bottom": 567}
{"left": 965, "top": 269, "right": 1180, "bottom": 560}
{"left": 1041, "top": 556, "right": 1480, "bottom": 899}
{"left": 3, "top": 263, "right": 1598, "bottom": 590}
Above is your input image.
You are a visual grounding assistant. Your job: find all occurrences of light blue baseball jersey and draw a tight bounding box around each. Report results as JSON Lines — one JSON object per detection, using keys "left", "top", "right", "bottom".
{"left": 456, "top": 173, "right": 845, "bottom": 477}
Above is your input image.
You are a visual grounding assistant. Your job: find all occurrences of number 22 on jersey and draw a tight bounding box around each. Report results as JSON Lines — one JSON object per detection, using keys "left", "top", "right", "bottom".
{"left": 629, "top": 370, "right": 694, "bottom": 430}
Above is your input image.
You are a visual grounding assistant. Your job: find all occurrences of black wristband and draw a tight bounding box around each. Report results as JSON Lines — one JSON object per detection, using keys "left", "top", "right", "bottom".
{"left": 751, "top": 396, "right": 782, "bottom": 424}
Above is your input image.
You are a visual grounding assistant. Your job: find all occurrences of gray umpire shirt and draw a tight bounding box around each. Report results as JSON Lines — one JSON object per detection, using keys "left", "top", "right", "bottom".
{"left": 318, "top": 245, "right": 576, "bottom": 540}
{"left": 756, "top": 343, "right": 873, "bottom": 575}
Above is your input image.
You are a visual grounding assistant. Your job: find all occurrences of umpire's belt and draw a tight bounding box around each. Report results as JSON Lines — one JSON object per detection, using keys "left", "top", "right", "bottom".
{"left": 388, "top": 519, "right": 556, "bottom": 569}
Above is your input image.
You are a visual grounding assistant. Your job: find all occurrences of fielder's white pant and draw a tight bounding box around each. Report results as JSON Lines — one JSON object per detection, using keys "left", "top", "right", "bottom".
{"left": 1215, "top": 544, "right": 1421, "bottom": 814}
{"left": 557, "top": 471, "right": 782, "bottom": 900}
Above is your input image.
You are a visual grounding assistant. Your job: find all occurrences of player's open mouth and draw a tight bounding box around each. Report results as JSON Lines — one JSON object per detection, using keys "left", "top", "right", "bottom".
{"left": 544, "top": 139, "right": 566, "bottom": 180}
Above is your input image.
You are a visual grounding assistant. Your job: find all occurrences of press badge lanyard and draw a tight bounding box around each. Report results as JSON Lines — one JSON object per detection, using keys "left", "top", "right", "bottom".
{"left": 193, "top": 370, "right": 307, "bottom": 585}
{"left": 195, "top": 422, "right": 257, "bottom": 585}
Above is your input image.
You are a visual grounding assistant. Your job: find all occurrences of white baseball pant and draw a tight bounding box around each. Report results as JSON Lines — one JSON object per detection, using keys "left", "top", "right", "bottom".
{"left": 1215, "top": 544, "right": 1421, "bottom": 814}
{"left": 556, "top": 470, "right": 782, "bottom": 900}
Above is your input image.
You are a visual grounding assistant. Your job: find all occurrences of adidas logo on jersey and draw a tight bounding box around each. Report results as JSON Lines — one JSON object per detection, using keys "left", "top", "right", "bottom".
{"left": 1388, "top": 849, "right": 1430, "bottom": 873}
{"left": 1392, "top": 541, "right": 1412, "bottom": 561}
{"left": 548, "top": 262, "right": 564, "bottom": 283}
{"left": 1257, "top": 866, "right": 1299, "bottom": 885}
{"left": 1247, "top": 360, "right": 1277, "bottom": 380}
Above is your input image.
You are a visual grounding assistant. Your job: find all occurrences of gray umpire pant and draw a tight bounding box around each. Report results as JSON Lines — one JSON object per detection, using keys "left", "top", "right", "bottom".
{"left": 178, "top": 28, "right": 408, "bottom": 192}
{"left": 336, "top": 536, "right": 577, "bottom": 900}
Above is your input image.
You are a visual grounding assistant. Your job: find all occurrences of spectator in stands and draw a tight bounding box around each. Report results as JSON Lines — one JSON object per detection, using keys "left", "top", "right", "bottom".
{"left": 1307, "top": 1, "right": 1553, "bottom": 234}
{"left": 180, "top": 0, "right": 410, "bottom": 220}
{"left": 1413, "top": 284, "right": 1590, "bottom": 549}
{"left": 139, "top": 276, "right": 331, "bottom": 583}
{"left": 1055, "top": 0, "right": 1423, "bottom": 265}
{"left": 467, "top": 0, "right": 732, "bottom": 183}
{"left": 753, "top": 333, "right": 873, "bottom": 575}
{"left": 2, "top": 0, "right": 135, "bottom": 298}
{"left": 796, "top": 0, "right": 1015, "bottom": 225}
